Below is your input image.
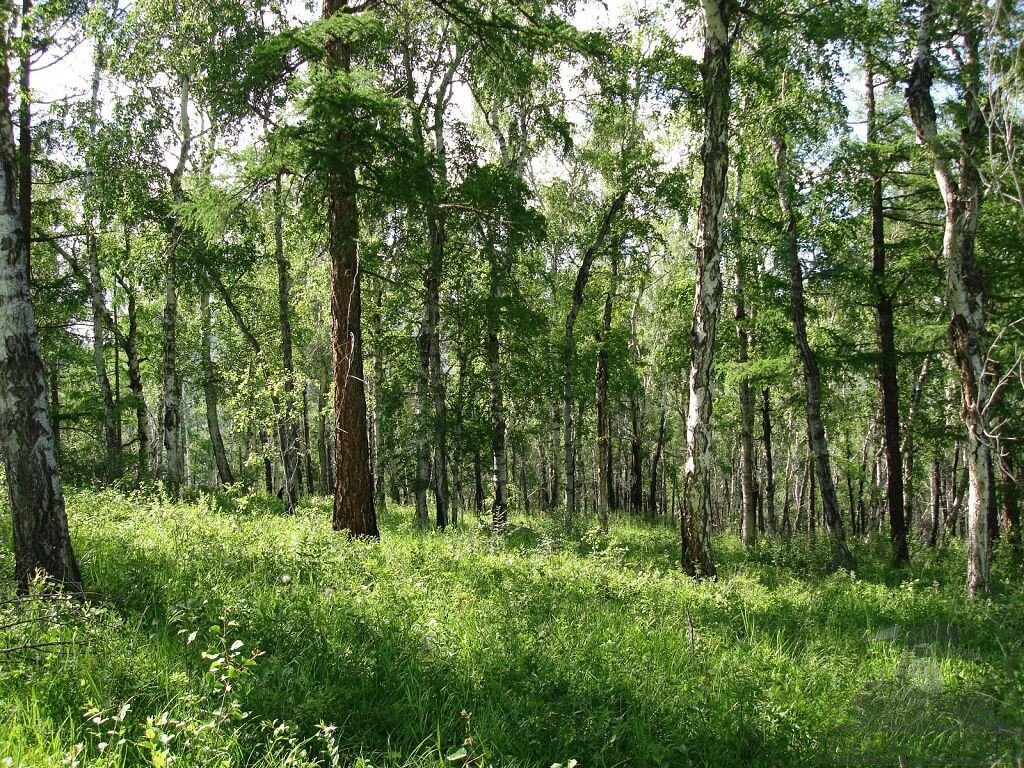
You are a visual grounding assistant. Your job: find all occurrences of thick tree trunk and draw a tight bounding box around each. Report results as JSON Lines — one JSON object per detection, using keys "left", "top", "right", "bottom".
{"left": 1, "top": 42, "right": 81, "bottom": 591}
{"left": 274, "top": 172, "right": 301, "bottom": 512}
{"left": 866, "top": 57, "right": 908, "bottom": 565}
{"left": 162, "top": 74, "right": 190, "bottom": 495}
{"left": 486, "top": 243, "right": 509, "bottom": 532}
{"left": 906, "top": 3, "right": 990, "bottom": 595}
{"left": 681, "top": 0, "right": 733, "bottom": 578}
{"left": 325, "top": 0, "right": 377, "bottom": 538}
{"left": 762, "top": 388, "right": 776, "bottom": 534}
{"left": 563, "top": 192, "right": 627, "bottom": 520}
{"left": 50, "top": 365, "right": 60, "bottom": 458}
{"left": 774, "top": 132, "right": 855, "bottom": 570}
{"left": 200, "top": 292, "right": 234, "bottom": 486}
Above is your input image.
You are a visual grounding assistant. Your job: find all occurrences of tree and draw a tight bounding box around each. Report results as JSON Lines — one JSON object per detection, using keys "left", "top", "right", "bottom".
{"left": 0, "top": 3, "right": 81, "bottom": 591}
{"left": 773, "top": 129, "right": 856, "bottom": 571}
{"left": 681, "top": 0, "right": 734, "bottom": 579}
{"left": 323, "top": 0, "right": 378, "bottom": 539}
{"left": 866, "top": 52, "right": 908, "bottom": 566}
{"left": 905, "top": 0, "right": 991, "bottom": 596}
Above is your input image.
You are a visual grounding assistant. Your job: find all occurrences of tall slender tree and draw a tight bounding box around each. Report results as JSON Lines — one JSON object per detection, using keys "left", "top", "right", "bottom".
{"left": 681, "top": 0, "right": 734, "bottom": 578}
{"left": 905, "top": 0, "right": 991, "bottom": 595}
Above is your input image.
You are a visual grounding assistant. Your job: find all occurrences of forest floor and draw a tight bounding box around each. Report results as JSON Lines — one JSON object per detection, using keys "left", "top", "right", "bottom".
{"left": 1, "top": 489, "right": 1022, "bottom": 767}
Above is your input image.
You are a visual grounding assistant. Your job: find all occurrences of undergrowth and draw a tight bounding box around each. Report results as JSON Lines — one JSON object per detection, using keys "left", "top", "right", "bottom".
{"left": 0, "top": 488, "right": 1021, "bottom": 767}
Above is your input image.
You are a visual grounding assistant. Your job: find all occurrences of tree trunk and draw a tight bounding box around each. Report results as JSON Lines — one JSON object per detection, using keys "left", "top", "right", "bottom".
{"left": 906, "top": 2, "right": 990, "bottom": 595}
{"left": 928, "top": 457, "right": 941, "bottom": 548}
{"left": 1, "top": 41, "right": 81, "bottom": 591}
{"left": 117, "top": 268, "right": 150, "bottom": 481}
{"left": 325, "top": 0, "right": 377, "bottom": 538}
{"left": 762, "top": 388, "right": 776, "bottom": 534}
{"left": 200, "top": 292, "right": 234, "bottom": 486}
{"left": 162, "top": 73, "right": 190, "bottom": 495}
{"left": 473, "top": 448, "right": 484, "bottom": 516}
{"left": 648, "top": 405, "right": 666, "bottom": 516}
{"left": 18, "top": 0, "right": 31, "bottom": 283}
{"left": 774, "top": 131, "right": 855, "bottom": 570}
{"left": 302, "top": 383, "right": 314, "bottom": 495}
{"left": 85, "top": 44, "right": 118, "bottom": 479}
{"left": 317, "top": 372, "right": 334, "bottom": 495}
{"left": 733, "top": 170, "right": 755, "bottom": 549}
{"left": 901, "top": 357, "right": 930, "bottom": 533}
{"left": 595, "top": 251, "right": 618, "bottom": 530}
{"left": 866, "top": 57, "right": 908, "bottom": 565}
{"left": 370, "top": 283, "right": 386, "bottom": 508}
{"left": 681, "top": 0, "right": 733, "bottom": 578}
{"left": 414, "top": 329, "right": 431, "bottom": 527}
{"left": 423, "top": 209, "right": 450, "bottom": 528}
{"left": 274, "top": 172, "right": 301, "bottom": 512}
{"left": 628, "top": 393, "right": 643, "bottom": 514}
{"left": 486, "top": 240, "right": 509, "bottom": 532}
{"left": 563, "top": 192, "right": 627, "bottom": 520}
{"left": 260, "top": 429, "right": 274, "bottom": 495}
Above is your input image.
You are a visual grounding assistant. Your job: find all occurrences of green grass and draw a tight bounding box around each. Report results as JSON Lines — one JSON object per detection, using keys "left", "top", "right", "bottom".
{"left": 1, "top": 488, "right": 1022, "bottom": 767}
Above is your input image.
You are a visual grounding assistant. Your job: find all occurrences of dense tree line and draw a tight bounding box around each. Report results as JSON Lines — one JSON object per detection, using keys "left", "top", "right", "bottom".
{"left": 1, "top": 0, "right": 1021, "bottom": 596}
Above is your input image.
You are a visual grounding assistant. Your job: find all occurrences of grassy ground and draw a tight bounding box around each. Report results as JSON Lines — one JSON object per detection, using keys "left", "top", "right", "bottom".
{"left": 1, "top": 488, "right": 1022, "bottom": 767}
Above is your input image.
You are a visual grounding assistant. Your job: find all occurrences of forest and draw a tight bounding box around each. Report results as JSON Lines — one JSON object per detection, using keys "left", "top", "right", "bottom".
{"left": 1, "top": 0, "right": 1023, "bottom": 765}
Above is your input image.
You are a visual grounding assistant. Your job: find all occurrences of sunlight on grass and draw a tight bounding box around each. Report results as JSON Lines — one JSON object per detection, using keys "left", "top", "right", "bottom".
{"left": 1, "top": 488, "right": 1021, "bottom": 766}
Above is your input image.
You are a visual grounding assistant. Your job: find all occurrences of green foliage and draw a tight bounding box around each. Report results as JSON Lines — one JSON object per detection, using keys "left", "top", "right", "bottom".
{"left": 1, "top": 490, "right": 1021, "bottom": 767}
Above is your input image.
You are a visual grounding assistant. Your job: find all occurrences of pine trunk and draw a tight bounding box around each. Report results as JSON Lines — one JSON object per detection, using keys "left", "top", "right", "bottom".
{"left": 325, "top": 0, "right": 377, "bottom": 538}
